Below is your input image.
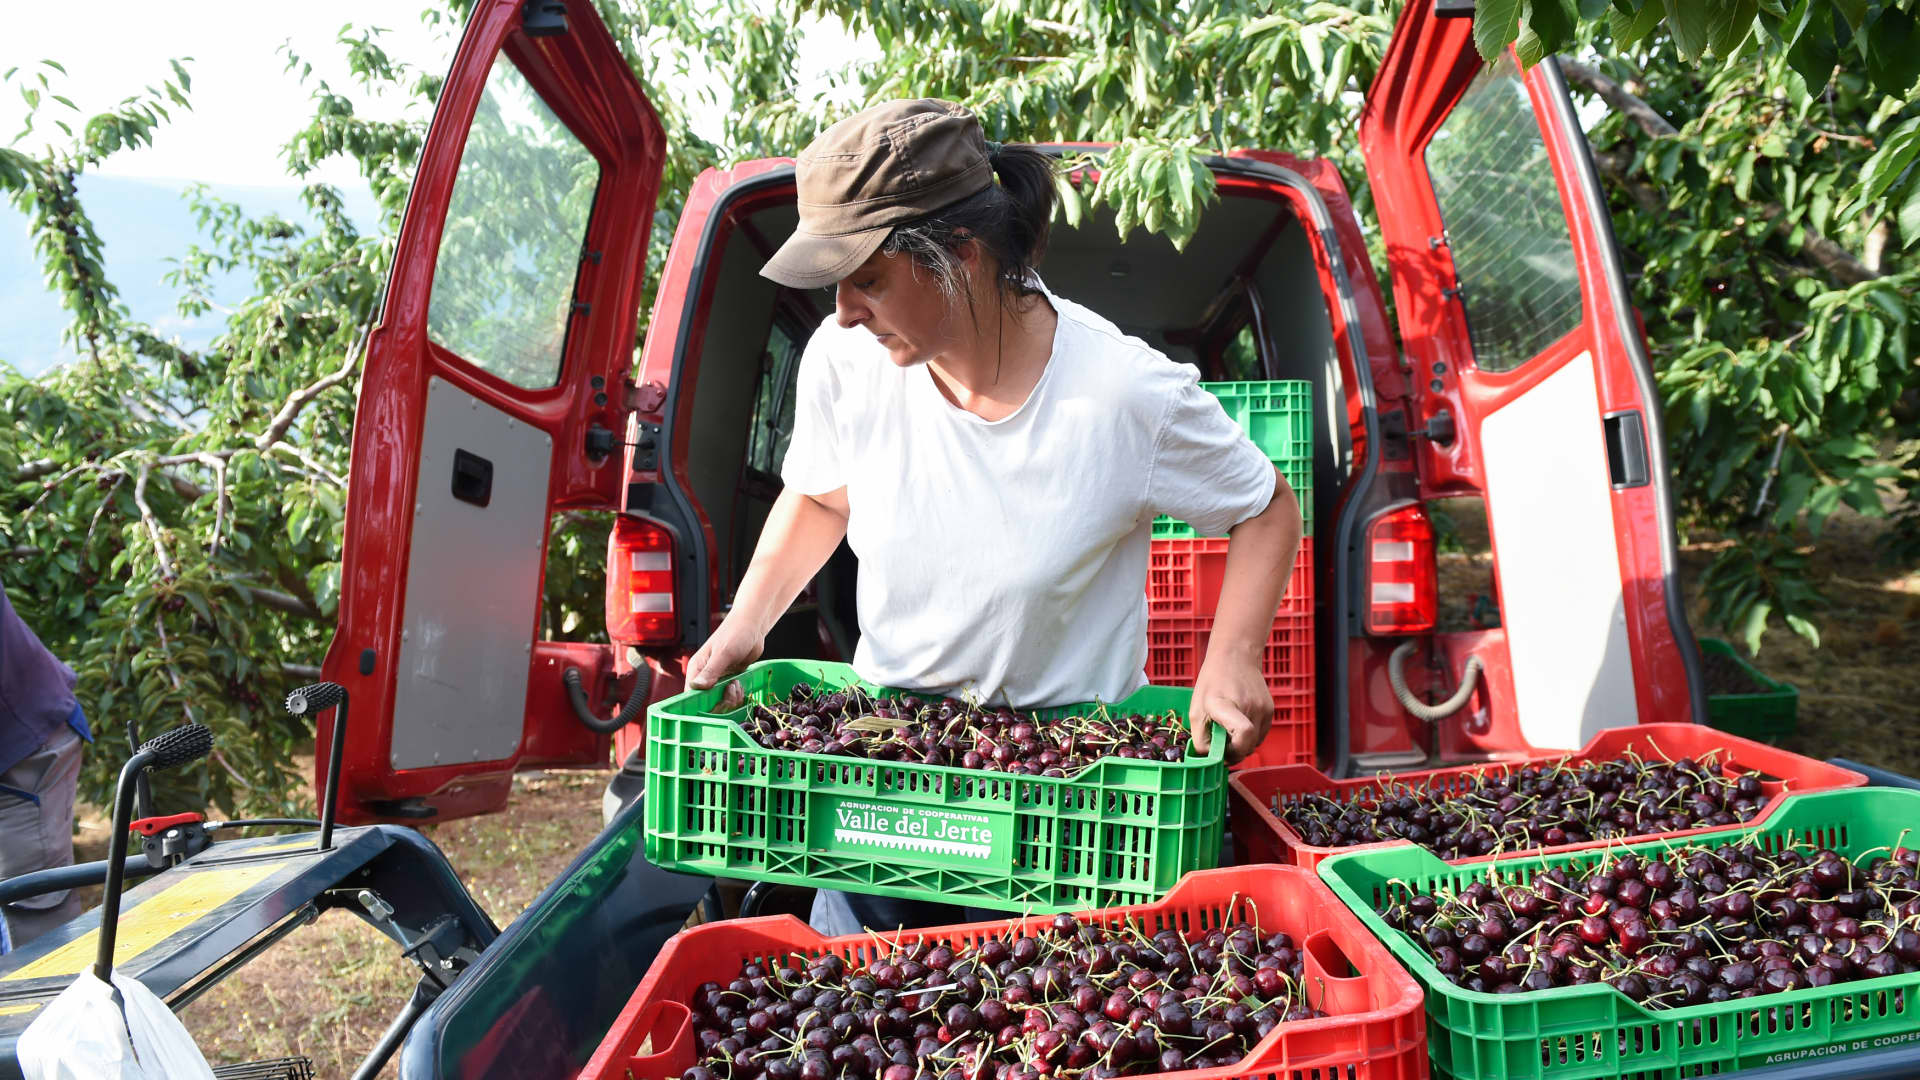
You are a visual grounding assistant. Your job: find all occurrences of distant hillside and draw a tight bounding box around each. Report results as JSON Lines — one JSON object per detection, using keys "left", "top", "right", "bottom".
{"left": 2, "top": 175, "right": 380, "bottom": 376}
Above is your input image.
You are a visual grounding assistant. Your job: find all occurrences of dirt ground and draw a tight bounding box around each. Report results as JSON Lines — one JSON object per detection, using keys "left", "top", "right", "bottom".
{"left": 47, "top": 512, "right": 1918, "bottom": 1076}
{"left": 1437, "top": 502, "right": 1920, "bottom": 772}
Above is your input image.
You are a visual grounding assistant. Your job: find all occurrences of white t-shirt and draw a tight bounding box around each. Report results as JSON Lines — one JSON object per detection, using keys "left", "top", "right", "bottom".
{"left": 780, "top": 277, "right": 1277, "bottom": 708}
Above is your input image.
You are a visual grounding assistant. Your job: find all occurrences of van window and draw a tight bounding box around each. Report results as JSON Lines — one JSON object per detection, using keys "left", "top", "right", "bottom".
{"left": 1219, "top": 323, "right": 1262, "bottom": 381}
{"left": 746, "top": 322, "right": 803, "bottom": 476}
{"left": 427, "top": 57, "right": 600, "bottom": 388}
{"left": 1423, "top": 55, "right": 1582, "bottom": 374}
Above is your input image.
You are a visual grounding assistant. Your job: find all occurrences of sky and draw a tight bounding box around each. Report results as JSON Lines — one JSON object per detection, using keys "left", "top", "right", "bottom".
{"left": 1, "top": 0, "right": 871, "bottom": 374}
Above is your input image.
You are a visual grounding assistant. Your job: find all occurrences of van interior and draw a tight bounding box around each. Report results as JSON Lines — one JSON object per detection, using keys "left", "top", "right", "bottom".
{"left": 672, "top": 186, "right": 1353, "bottom": 675}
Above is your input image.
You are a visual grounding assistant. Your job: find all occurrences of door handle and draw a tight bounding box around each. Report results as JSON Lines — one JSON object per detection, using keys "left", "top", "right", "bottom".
{"left": 1604, "top": 411, "right": 1650, "bottom": 488}
{"left": 451, "top": 448, "right": 494, "bottom": 507}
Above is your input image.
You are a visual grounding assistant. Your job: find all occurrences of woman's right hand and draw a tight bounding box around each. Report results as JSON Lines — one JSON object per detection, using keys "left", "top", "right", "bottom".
{"left": 686, "top": 616, "right": 765, "bottom": 698}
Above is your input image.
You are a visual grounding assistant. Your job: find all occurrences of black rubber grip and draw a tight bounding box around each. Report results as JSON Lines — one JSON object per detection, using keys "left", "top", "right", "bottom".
{"left": 140, "top": 723, "right": 214, "bottom": 770}
{"left": 286, "top": 682, "right": 347, "bottom": 716}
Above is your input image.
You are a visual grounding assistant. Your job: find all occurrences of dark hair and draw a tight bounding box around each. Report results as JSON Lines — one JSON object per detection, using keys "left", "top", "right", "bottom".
{"left": 879, "top": 144, "right": 1057, "bottom": 324}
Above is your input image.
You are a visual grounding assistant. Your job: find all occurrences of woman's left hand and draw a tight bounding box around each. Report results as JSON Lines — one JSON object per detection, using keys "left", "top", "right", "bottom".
{"left": 1187, "top": 652, "right": 1274, "bottom": 765}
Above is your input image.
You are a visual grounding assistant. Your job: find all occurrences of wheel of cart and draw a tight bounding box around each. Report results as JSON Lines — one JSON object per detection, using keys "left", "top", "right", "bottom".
{"left": 0, "top": 686, "right": 496, "bottom": 1080}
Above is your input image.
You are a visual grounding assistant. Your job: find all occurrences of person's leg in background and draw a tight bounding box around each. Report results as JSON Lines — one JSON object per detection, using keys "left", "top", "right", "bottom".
{"left": 0, "top": 725, "right": 86, "bottom": 946}
{"left": 808, "top": 889, "right": 1025, "bottom": 936}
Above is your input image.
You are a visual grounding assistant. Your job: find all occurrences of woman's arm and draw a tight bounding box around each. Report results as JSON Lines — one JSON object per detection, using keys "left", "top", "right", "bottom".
{"left": 686, "top": 485, "right": 851, "bottom": 690}
{"left": 1188, "top": 467, "right": 1303, "bottom": 763}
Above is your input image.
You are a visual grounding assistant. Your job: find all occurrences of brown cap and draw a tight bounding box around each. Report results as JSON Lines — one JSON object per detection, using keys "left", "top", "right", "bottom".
{"left": 759, "top": 99, "right": 995, "bottom": 290}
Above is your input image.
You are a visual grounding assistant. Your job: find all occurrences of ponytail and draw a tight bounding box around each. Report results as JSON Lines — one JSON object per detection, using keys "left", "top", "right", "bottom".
{"left": 880, "top": 142, "right": 1061, "bottom": 317}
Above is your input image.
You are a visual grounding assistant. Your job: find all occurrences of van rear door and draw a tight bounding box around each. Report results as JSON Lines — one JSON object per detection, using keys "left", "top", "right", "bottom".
{"left": 1359, "top": 2, "right": 1702, "bottom": 750}
{"left": 320, "top": 0, "right": 665, "bottom": 822}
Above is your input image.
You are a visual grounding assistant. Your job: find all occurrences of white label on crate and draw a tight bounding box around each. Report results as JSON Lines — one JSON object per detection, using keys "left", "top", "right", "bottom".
{"left": 1753, "top": 1028, "right": 1920, "bottom": 1066}
{"left": 813, "top": 799, "right": 1007, "bottom": 864}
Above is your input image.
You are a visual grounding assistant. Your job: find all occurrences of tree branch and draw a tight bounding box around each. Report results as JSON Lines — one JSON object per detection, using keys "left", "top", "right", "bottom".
{"left": 1591, "top": 145, "right": 1666, "bottom": 216}
{"left": 132, "top": 466, "right": 175, "bottom": 579}
{"left": 1763, "top": 206, "right": 1882, "bottom": 286}
{"left": 192, "top": 452, "right": 230, "bottom": 553}
{"left": 1864, "top": 217, "right": 1892, "bottom": 274}
{"left": 1561, "top": 58, "right": 1677, "bottom": 138}
{"left": 1561, "top": 58, "right": 1881, "bottom": 287}
{"left": 255, "top": 319, "right": 372, "bottom": 454}
{"left": 6, "top": 546, "right": 41, "bottom": 560}
{"left": 1025, "top": 18, "right": 1088, "bottom": 38}
{"left": 13, "top": 459, "right": 58, "bottom": 483}
{"left": 236, "top": 584, "right": 324, "bottom": 621}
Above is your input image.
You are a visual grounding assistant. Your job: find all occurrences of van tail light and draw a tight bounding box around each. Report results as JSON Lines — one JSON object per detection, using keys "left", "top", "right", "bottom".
{"left": 606, "top": 516, "right": 678, "bottom": 646}
{"left": 1366, "top": 504, "right": 1437, "bottom": 635}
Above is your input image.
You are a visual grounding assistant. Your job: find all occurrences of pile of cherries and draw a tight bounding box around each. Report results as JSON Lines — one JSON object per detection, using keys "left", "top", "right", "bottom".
{"left": 739, "top": 682, "right": 1194, "bottom": 778}
{"left": 1278, "top": 753, "right": 1770, "bottom": 858}
{"left": 683, "top": 911, "right": 1325, "bottom": 1079}
{"left": 1383, "top": 841, "right": 1920, "bottom": 1008}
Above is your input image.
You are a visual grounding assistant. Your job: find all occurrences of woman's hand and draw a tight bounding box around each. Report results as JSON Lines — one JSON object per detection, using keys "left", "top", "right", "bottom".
{"left": 1187, "top": 651, "right": 1274, "bottom": 764}
{"left": 688, "top": 487, "right": 849, "bottom": 706}
{"left": 1186, "top": 466, "right": 1300, "bottom": 764}
{"left": 686, "top": 615, "right": 766, "bottom": 705}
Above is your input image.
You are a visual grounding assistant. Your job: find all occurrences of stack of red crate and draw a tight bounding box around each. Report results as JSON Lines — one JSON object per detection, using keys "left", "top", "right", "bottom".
{"left": 1145, "top": 535, "right": 1315, "bottom": 769}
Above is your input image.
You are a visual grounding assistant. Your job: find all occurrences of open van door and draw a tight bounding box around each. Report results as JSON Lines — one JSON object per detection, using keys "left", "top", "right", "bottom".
{"left": 1359, "top": 1, "right": 1703, "bottom": 752}
{"left": 319, "top": 0, "right": 665, "bottom": 822}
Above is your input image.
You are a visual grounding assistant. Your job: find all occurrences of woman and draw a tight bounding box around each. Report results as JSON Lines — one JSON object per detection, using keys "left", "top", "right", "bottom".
{"left": 687, "top": 99, "right": 1302, "bottom": 935}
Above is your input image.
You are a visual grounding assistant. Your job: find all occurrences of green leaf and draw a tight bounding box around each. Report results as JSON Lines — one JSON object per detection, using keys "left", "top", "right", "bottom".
{"left": 1784, "top": 612, "right": 1820, "bottom": 648}
{"left": 1774, "top": 471, "right": 1813, "bottom": 524}
{"left": 1796, "top": 360, "right": 1825, "bottom": 414}
{"left": 1858, "top": 119, "right": 1920, "bottom": 205}
{"left": 1709, "top": 0, "right": 1760, "bottom": 55}
{"left": 1742, "top": 600, "right": 1772, "bottom": 656}
{"left": 1783, "top": 0, "right": 1839, "bottom": 89}
{"left": 1528, "top": 0, "right": 1579, "bottom": 58}
{"left": 1516, "top": 25, "right": 1549, "bottom": 68}
{"left": 1474, "top": 0, "right": 1525, "bottom": 60}
{"left": 1899, "top": 178, "right": 1920, "bottom": 249}
{"left": 1861, "top": 8, "right": 1920, "bottom": 98}
{"left": 1612, "top": 0, "right": 1667, "bottom": 45}
{"left": 1664, "top": 0, "right": 1715, "bottom": 59}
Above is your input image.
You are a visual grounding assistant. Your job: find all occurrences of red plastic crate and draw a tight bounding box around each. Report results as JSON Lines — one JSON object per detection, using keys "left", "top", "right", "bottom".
{"left": 1229, "top": 722, "right": 1867, "bottom": 871}
{"left": 1147, "top": 610, "right": 1315, "bottom": 769}
{"left": 581, "top": 865, "right": 1429, "bottom": 1080}
{"left": 1148, "top": 537, "right": 1314, "bottom": 619}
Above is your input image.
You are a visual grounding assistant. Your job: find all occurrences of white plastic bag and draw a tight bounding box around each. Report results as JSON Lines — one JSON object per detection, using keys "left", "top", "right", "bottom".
{"left": 17, "top": 970, "right": 216, "bottom": 1079}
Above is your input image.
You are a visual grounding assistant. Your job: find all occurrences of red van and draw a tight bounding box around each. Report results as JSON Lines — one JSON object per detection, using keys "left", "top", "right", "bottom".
{"left": 317, "top": 0, "right": 1704, "bottom": 831}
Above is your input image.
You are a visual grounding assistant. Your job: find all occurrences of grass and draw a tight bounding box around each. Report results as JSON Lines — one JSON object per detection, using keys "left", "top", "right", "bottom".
{"left": 51, "top": 512, "right": 1915, "bottom": 1075}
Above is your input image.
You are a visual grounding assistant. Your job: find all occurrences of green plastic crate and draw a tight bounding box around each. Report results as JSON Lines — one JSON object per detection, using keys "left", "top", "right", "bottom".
{"left": 1318, "top": 787, "right": 1920, "bottom": 1080}
{"left": 644, "top": 659, "right": 1227, "bottom": 914}
{"left": 1699, "top": 637, "right": 1800, "bottom": 741}
{"left": 1153, "top": 380, "right": 1314, "bottom": 538}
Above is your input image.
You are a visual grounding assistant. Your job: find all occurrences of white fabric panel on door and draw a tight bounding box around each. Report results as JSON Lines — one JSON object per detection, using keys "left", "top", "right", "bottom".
{"left": 390, "top": 376, "right": 552, "bottom": 770}
{"left": 1479, "top": 354, "right": 1638, "bottom": 749}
